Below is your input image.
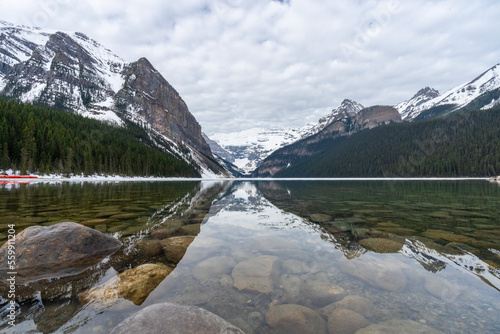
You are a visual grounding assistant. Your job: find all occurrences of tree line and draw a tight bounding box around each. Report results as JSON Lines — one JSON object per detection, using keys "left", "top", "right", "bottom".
{"left": 0, "top": 99, "right": 199, "bottom": 177}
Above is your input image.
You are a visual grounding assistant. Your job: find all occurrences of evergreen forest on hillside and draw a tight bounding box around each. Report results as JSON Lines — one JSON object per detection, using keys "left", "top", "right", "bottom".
{"left": 0, "top": 99, "right": 199, "bottom": 177}
{"left": 273, "top": 106, "right": 500, "bottom": 178}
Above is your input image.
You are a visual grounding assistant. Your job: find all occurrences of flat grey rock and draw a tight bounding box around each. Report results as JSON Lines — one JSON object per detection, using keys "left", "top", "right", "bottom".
{"left": 110, "top": 302, "right": 245, "bottom": 334}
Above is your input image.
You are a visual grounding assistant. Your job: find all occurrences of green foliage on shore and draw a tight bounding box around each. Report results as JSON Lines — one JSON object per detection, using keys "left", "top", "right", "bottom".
{"left": 273, "top": 106, "right": 500, "bottom": 177}
{"left": 0, "top": 99, "right": 199, "bottom": 177}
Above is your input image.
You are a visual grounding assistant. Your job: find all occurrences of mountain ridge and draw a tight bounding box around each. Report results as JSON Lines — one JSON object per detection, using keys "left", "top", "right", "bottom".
{"left": 253, "top": 105, "right": 402, "bottom": 177}
{"left": 0, "top": 20, "right": 227, "bottom": 177}
{"left": 396, "top": 64, "right": 500, "bottom": 120}
{"left": 208, "top": 63, "right": 500, "bottom": 175}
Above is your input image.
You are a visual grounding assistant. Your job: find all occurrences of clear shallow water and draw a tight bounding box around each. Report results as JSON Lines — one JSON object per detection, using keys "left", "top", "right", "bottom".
{"left": 1, "top": 180, "right": 500, "bottom": 333}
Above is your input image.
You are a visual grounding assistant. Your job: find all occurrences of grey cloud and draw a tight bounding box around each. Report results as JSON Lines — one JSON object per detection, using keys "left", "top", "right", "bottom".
{"left": 1, "top": 0, "right": 500, "bottom": 134}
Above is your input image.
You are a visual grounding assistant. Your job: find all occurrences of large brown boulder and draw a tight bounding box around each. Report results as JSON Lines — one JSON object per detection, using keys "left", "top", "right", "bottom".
{"left": 79, "top": 263, "right": 173, "bottom": 306}
{"left": 0, "top": 222, "right": 122, "bottom": 283}
{"left": 110, "top": 302, "right": 244, "bottom": 334}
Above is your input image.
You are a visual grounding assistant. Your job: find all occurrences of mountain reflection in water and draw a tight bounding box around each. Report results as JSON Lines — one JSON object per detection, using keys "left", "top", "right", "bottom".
{"left": 1, "top": 180, "right": 499, "bottom": 334}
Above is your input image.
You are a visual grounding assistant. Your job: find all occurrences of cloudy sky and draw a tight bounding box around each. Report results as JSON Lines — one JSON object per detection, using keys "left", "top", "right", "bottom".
{"left": 1, "top": 0, "right": 500, "bottom": 134}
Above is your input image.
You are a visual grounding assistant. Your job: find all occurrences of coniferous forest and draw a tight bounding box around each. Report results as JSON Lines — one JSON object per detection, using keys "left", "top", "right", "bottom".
{"left": 273, "top": 105, "right": 500, "bottom": 178}
{"left": 0, "top": 99, "right": 199, "bottom": 177}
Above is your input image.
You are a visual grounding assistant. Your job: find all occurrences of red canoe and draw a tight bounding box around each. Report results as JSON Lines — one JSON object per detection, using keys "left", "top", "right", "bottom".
{"left": 0, "top": 175, "right": 39, "bottom": 179}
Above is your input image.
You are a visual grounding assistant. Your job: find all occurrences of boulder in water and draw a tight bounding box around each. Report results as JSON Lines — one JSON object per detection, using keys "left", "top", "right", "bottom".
{"left": 0, "top": 222, "right": 122, "bottom": 283}
{"left": 110, "top": 302, "right": 244, "bottom": 333}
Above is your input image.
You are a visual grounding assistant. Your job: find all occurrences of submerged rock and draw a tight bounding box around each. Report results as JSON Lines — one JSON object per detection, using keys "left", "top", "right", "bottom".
{"left": 136, "top": 239, "right": 163, "bottom": 258}
{"left": 232, "top": 255, "right": 279, "bottom": 294}
{"left": 0, "top": 222, "right": 121, "bottom": 283}
{"left": 281, "top": 259, "right": 314, "bottom": 275}
{"left": 327, "top": 308, "right": 369, "bottom": 334}
{"left": 310, "top": 214, "right": 333, "bottom": 223}
{"left": 161, "top": 236, "right": 195, "bottom": 263}
{"left": 79, "top": 263, "right": 173, "bottom": 306}
{"left": 279, "top": 274, "right": 303, "bottom": 304}
{"left": 151, "top": 222, "right": 200, "bottom": 239}
{"left": 424, "top": 276, "right": 462, "bottom": 302}
{"left": 193, "top": 256, "right": 236, "bottom": 281}
{"left": 340, "top": 255, "right": 407, "bottom": 292}
{"left": 319, "top": 295, "right": 377, "bottom": 320}
{"left": 265, "top": 303, "right": 328, "bottom": 334}
{"left": 302, "top": 277, "right": 346, "bottom": 307}
{"left": 358, "top": 238, "right": 403, "bottom": 254}
{"left": 110, "top": 302, "right": 244, "bottom": 334}
{"left": 355, "top": 319, "right": 444, "bottom": 334}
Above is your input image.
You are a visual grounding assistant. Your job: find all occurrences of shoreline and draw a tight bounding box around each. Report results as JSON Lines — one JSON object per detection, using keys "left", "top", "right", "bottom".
{"left": 0, "top": 175, "right": 494, "bottom": 183}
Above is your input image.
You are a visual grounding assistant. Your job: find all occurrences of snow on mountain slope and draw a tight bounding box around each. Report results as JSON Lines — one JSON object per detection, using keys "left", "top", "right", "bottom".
{"left": 396, "top": 87, "right": 440, "bottom": 120}
{"left": 208, "top": 99, "right": 364, "bottom": 174}
{"left": 0, "top": 20, "right": 126, "bottom": 124}
{"left": 209, "top": 127, "right": 310, "bottom": 174}
{"left": 397, "top": 64, "right": 500, "bottom": 120}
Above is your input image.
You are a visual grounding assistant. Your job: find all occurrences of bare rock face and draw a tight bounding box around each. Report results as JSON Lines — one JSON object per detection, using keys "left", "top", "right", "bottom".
{"left": 79, "top": 263, "right": 173, "bottom": 306}
{"left": 1, "top": 31, "right": 119, "bottom": 111}
{"left": 115, "top": 57, "right": 212, "bottom": 156}
{"left": 0, "top": 222, "right": 121, "bottom": 283}
{"left": 110, "top": 302, "right": 245, "bottom": 334}
{"left": 354, "top": 106, "right": 402, "bottom": 130}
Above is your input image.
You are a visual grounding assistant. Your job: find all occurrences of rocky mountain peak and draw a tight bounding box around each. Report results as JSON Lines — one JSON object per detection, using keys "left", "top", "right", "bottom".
{"left": 116, "top": 57, "right": 212, "bottom": 156}
{"left": 412, "top": 87, "right": 440, "bottom": 100}
{"left": 396, "top": 86, "right": 440, "bottom": 120}
{"left": 313, "top": 99, "right": 364, "bottom": 134}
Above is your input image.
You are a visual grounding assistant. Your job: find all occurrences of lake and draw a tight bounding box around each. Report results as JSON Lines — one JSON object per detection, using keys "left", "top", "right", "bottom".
{"left": 1, "top": 179, "right": 500, "bottom": 333}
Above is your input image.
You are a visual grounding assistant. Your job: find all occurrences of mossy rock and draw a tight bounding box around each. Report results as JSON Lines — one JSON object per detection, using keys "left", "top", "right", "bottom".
{"left": 376, "top": 227, "right": 417, "bottom": 236}
{"left": 80, "top": 218, "right": 109, "bottom": 226}
{"left": 95, "top": 211, "right": 123, "bottom": 218}
{"left": 359, "top": 238, "right": 403, "bottom": 254}
{"left": 376, "top": 222, "right": 400, "bottom": 228}
{"left": 310, "top": 214, "right": 333, "bottom": 223}
{"left": 421, "top": 229, "right": 475, "bottom": 244}
{"left": 109, "top": 213, "right": 141, "bottom": 220}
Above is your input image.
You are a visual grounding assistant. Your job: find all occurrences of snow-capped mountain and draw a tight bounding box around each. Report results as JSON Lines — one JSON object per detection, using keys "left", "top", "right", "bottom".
{"left": 397, "top": 64, "right": 500, "bottom": 120}
{"left": 396, "top": 87, "right": 440, "bottom": 120}
{"left": 0, "top": 21, "right": 125, "bottom": 123}
{"left": 207, "top": 99, "right": 364, "bottom": 174}
{"left": 0, "top": 20, "right": 227, "bottom": 177}
{"left": 208, "top": 127, "right": 312, "bottom": 174}
{"left": 308, "top": 99, "right": 365, "bottom": 135}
